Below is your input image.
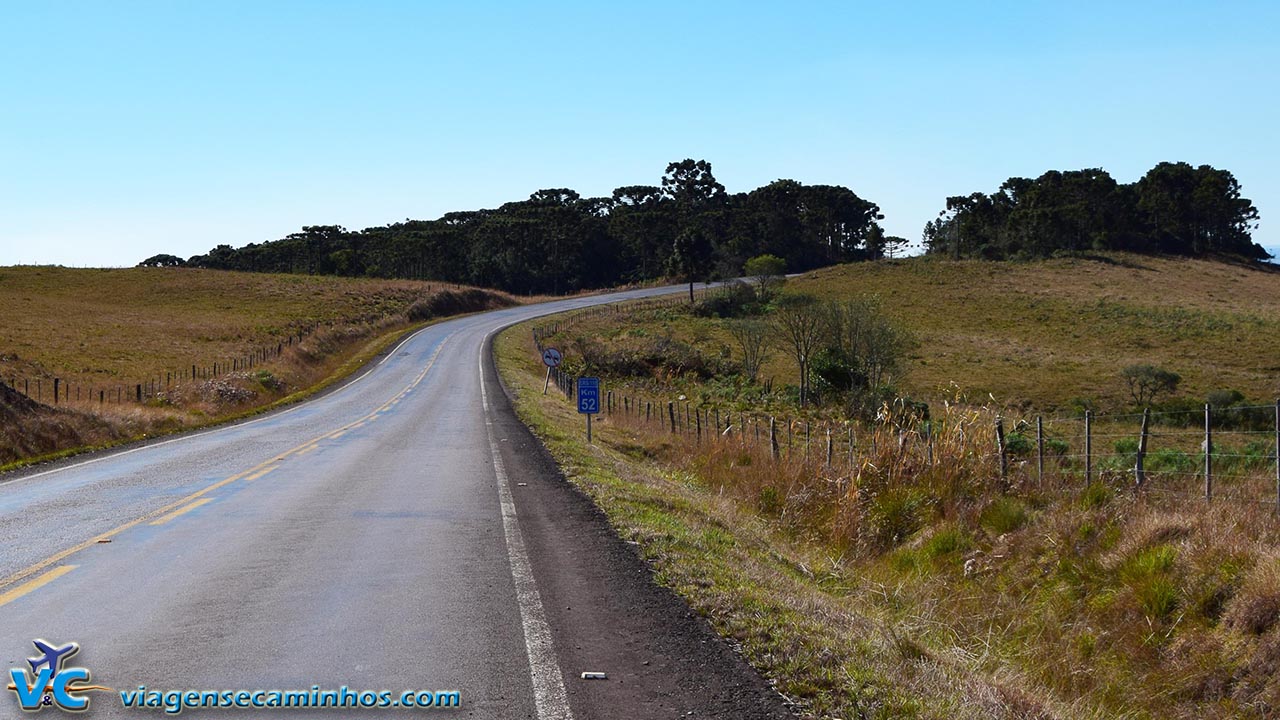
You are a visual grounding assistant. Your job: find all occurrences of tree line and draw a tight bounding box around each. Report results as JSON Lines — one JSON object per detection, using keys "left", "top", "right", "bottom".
{"left": 142, "top": 160, "right": 892, "bottom": 295}
{"left": 921, "top": 161, "right": 1265, "bottom": 260}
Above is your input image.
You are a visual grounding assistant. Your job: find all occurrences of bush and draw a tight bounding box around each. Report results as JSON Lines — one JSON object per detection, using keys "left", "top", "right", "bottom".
{"left": 692, "top": 281, "right": 761, "bottom": 318}
{"left": 865, "top": 487, "right": 932, "bottom": 550}
{"left": 1045, "top": 437, "right": 1070, "bottom": 456}
{"left": 1004, "top": 431, "right": 1034, "bottom": 456}
{"left": 1149, "top": 448, "right": 1195, "bottom": 473}
{"left": 1123, "top": 545, "right": 1180, "bottom": 621}
{"left": 922, "top": 526, "right": 972, "bottom": 560}
{"left": 407, "top": 289, "right": 510, "bottom": 321}
{"left": 980, "top": 497, "right": 1028, "bottom": 534}
{"left": 1082, "top": 482, "right": 1114, "bottom": 508}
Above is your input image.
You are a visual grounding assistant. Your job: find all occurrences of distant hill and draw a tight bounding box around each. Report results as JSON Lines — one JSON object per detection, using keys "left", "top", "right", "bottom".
{"left": 793, "top": 252, "right": 1280, "bottom": 411}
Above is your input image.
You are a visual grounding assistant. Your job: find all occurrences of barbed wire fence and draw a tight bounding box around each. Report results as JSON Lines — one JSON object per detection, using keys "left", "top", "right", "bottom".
{"left": 529, "top": 295, "right": 1280, "bottom": 515}
{"left": 2, "top": 327, "right": 318, "bottom": 409}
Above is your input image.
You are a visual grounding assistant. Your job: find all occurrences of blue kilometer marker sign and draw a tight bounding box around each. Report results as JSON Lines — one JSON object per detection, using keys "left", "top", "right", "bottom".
{"left": 577, "top": 377, "right": 599, "bottom": 415}
{"left": 577, "top": 377, "right": 600, "bottom": 443}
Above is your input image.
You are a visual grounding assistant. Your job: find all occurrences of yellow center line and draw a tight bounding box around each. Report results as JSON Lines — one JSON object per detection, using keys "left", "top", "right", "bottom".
{"left": 0, "top": 566, "right": 78, "bottom": 608}
{"left": 149, "top": 498, "right": 215, "bottom": 526}
{"left": 296, "top": 444, "right": 319, "bottom": 456}
{"left": 0, "top": 333, "right": 452, "bottom": 595}
{"left": 243, "top": 466, "right": 278, "bottom": 482}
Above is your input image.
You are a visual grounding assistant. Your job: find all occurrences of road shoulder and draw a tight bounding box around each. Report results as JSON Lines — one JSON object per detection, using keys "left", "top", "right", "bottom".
{"left": 482, "top": 334, "right": 795, "bottom": 719}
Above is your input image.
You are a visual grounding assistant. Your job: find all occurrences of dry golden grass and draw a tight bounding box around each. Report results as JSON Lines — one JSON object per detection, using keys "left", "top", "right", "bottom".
{"left": 498, "top": 261, "right": 1280, "bottom": 718}
{"left": 795, "top": 253, "right": 1280, "bottom": 410}
{"left": 0, "top": 266, "right": 516, "bottom": 466}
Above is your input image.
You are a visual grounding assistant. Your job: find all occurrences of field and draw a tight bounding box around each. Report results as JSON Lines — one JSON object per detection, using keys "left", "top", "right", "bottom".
{"left": 798, "top": 254, "right": 1280, "bottom": 410}
{"left": 496, "top": 254, "right": 1280, "bottom": 719}
{"left": 0, "top": 266, "right": 515, "bottom": 466}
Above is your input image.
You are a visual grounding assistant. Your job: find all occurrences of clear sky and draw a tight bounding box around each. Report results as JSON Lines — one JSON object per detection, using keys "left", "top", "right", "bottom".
{"left": 2, "top": 1, "right": 1276, "bottom": 267}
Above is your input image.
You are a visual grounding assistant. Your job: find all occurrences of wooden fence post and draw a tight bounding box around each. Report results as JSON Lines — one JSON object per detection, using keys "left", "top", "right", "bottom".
{"left": 1135, "top": 408, "right": 1150, "bottom": 489}
{"left": 848, "top": 426, "right": 854, "bottom": 468}
{"left": 1205, "top": 403, "right": 1213, "bottom": 502}
{"left": 770, "top": 417, "right": 779, "bottom": 460}
{"left": 668, "top": 402, "right": 676, "bottom": 434}
{"left": 1036, "top": 415, "right": 1044, "bottom": 486}
{"left": 826, "top": 427, "right": 833, "bottom": 467}
{"left": 1274, "top": 398, "right": 1280, "bottom": 514}
{"left": 1085, "top": 410, "right": 1093, "bottom": 486}
{"left": 996, "top": 417, "right": 1008, "bottom": 485}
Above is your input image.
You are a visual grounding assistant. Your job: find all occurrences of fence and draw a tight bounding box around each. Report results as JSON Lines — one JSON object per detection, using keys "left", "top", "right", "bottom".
{"left": 3, "top": 327, "right": 316, "bottom": 408}
{"left": 531, "top": 301, "right": 1280, "bottom": 513}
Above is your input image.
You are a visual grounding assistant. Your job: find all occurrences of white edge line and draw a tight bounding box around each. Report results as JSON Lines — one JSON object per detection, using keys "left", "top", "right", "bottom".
{"left": 2, "top": 322, "right": 445, "bottom": 489}
{"left": 479, "top": 330, "right": 574, "bottom": 720}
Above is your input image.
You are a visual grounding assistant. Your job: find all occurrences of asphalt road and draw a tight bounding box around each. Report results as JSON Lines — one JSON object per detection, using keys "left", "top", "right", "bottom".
{"left": 0, "top": 285, "right": 794, "bottom": 719}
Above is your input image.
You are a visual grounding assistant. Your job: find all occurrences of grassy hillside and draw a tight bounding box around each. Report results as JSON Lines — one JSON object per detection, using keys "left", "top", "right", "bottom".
{"left": 795, "top": 254, "right": 1280, "bottom": 410}
{"left": 0, "top": 266, "right": 515, "bottom": 466}
{"left": 496, "top": 254, "right": 1280, "bottom": 719}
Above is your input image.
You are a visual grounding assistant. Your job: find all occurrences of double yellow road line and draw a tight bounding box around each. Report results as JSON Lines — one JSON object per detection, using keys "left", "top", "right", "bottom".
{"left": 0, "top": 335, "right": 450, "bottom": 609}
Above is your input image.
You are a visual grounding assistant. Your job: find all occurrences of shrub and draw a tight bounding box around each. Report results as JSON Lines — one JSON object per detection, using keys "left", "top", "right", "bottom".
{"left": 407, "top": 288, "right": 510, "bottom": 321}
{"left": 1082, "top": 482, "right": 1114, "bottom": 508}
{"left": 980, "top": 497, "right": 1028, "bottom": 534}
{"left": 1123, "top": 545, "right": 1181, "bottom": 621}
{"left": 1149, "top": 448, "right": 1195, "bottom": 473}
{"left": 922, "top": 526, "right": 972, "bottom": 559}
{"left": 1044, "top": 437, "right": 1070, "bottom": 456}
{"left": 692, "top": 281, "right": 760, "bottom": 318}
{"left": 1004, "top": 431, "right": 1034, "bottom": 457}
{"left": 865, "top": 487, "right": 932, "bottom": 550}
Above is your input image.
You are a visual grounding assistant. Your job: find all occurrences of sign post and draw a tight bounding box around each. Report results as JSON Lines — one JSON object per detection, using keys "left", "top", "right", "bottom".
{"left": 541, "top": 347, "right": 562, "bottom": 395}
{"left": 577, "top": 376, "right": 600, "bottom": 443}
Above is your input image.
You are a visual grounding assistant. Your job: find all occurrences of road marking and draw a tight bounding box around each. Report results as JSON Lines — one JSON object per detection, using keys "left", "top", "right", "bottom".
{"left": 0, "top": 334, "right": 453, "bottom": 596}
{"left": 243, "top": 466, "right": 278, "bottom": 482}
{"left": 479, "top": 332, "right": 574, "bottom": 720}
{"left": 149, "top": 498, "right": 215, "bottom": 526}
{"left": 0, "top": 566, "right": 77, "bottom": 608}
{"left": 1, "top": 319, "right": 450, "bottom": 491}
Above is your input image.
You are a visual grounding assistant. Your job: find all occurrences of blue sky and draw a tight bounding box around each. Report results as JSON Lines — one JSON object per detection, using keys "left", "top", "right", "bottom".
{"left": 2, "top": 1, "right": 1276, "bottom": 266}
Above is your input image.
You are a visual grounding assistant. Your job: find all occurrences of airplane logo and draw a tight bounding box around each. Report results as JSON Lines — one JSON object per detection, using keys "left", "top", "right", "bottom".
{"left": 28, "top": 641, "right": 79, "bottom": 678}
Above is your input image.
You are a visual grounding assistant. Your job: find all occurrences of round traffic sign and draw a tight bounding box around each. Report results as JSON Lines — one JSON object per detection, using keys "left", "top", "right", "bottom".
{"left": 542, "top": 347, "right": 563, "bottom": 367}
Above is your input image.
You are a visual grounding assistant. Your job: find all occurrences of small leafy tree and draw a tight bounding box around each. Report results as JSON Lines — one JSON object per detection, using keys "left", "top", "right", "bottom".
{"left": 1121, "top": 364, "right": 1181, "bottom": 406}
{"left": 727, "top": 319, "right": 771, "bottom": 382}
{"left": 743, "top": 254, "right": 786, "bottom": 299}
{"left": 815, "top": 297, "right": 911, "bottom": 412}
{"left": 770, "top": 294, "right": 824, "bottom": 406}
